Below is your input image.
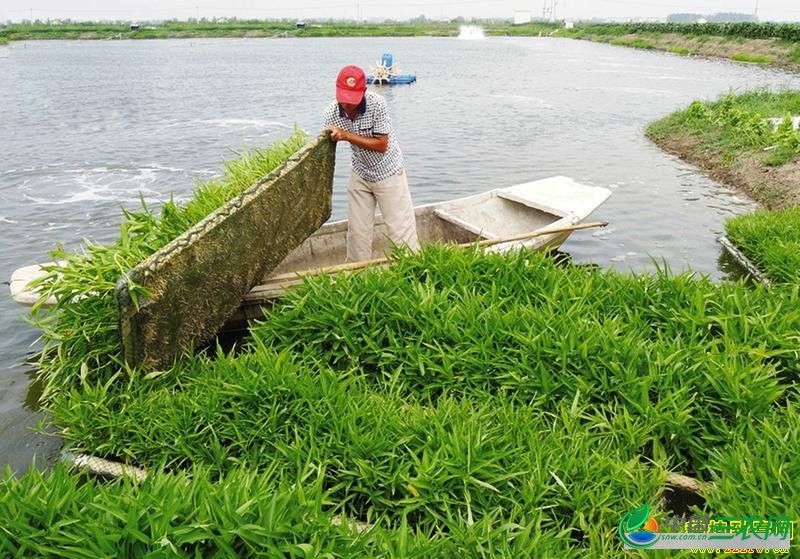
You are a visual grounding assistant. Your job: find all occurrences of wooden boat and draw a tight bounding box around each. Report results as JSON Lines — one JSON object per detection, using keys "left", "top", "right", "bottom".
{"left": 235, "top": 175, "right": 610, "bottom": 321}
{"left": 10, "top": 176, "right": 611, "bottom": 321}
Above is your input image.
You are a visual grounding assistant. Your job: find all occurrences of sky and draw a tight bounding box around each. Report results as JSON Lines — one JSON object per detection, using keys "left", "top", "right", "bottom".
{"left": 2, "top": 0, "right": 799, "bottom": 24}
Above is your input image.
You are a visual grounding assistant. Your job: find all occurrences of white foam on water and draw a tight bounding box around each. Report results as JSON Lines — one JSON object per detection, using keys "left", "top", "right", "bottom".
{"left": 457, "top": 25, "right": 486, "bottom": 40}
{"left": 16, "top": 166, "right": 182, "bottom": 206}
{"left": 488, "top": 94, "right": 554, "bottom": 109}
{"left": 199, "top": 119, "right": 292, "bottom": 129}
{"left": 592, "top": 227, "right": 615, "bottom": 238}
{"left": 43, "top": 223, "right": 71, "bottom": 231}
{"left": 577, "top": 85, "right": 675, "bottom": 97}
{"left": 0, "top": 217, "right": 18, "bottom": 224}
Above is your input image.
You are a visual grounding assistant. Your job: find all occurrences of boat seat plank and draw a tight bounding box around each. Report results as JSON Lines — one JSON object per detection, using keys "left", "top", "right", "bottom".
{"left": 433, "top": 209, "right": 498, "bottom": 240}
{"left": 496, "top": 189, "right": 567, "bottom": 218}
{"left": 496, "top": 176, "right": 611, "bottom": 220}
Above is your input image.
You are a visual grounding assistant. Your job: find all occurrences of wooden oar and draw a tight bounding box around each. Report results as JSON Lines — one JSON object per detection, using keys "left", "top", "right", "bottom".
{"left": 287, "top": 220, "right": 609, "bottom": 277}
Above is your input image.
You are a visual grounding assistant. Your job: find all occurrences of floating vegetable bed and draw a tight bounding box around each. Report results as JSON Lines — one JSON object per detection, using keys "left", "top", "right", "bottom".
{"left": 8, "top": 126, "right": 799, "bottom": 557}
{"left": 5, "top": 245, "right": 797, "bottom": 556}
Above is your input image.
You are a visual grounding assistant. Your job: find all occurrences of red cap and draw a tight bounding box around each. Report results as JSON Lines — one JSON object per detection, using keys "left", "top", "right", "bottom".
{"left": 336, "top": 65, "right": 367, "bottom": 105}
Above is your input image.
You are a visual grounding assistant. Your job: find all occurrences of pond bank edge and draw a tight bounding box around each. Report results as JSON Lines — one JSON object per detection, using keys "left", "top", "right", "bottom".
{"left": 645, "top": 130, "right": 800, "bottom": 210}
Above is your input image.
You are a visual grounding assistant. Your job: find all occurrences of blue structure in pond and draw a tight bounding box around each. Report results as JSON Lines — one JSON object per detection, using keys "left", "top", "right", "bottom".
{"left": 367, "top": 53, "right": 417, "bottom": 85}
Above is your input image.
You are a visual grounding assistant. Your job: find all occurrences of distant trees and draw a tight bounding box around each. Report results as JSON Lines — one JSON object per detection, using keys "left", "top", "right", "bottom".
{"left": 668, "top": 13, "right": 701, "bottom": 23}
{"left": 667, "top": 12, "right": 757, "bottom": 23}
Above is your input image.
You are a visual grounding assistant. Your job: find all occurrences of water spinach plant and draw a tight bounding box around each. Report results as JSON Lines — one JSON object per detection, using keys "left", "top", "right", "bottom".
{"left": 9, "top": 125, "right": 800, "bottom": 555}
{"left": 15, "top": 246, "right": 796, "bottom": 556}
{"left": 29, "top": 129, "right": 308, "bottom": 402}
{"left": 725, "top": 206, "right": 800, "bottom": 284}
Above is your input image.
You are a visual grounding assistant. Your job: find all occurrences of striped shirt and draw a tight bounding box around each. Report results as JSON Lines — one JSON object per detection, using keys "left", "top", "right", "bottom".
{"left": 323, "top": 90, "right": 404, "bottom": 182}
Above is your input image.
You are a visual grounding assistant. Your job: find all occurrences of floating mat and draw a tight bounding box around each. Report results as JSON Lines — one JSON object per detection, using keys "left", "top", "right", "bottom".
{"left": 117, "top": 133, "right": 335, "bottom": 370}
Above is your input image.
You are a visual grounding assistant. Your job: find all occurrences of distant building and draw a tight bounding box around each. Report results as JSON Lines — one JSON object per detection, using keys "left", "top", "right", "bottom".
{"left": 130, "top": 23, "right": 140, "bottom": 30}
{"left": 513, "top": 10, "right": 532, "bottom": 25}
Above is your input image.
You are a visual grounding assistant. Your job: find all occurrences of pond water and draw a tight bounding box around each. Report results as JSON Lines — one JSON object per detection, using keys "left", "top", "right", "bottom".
{"left": 1, "top": 36, "right": 798, "bottom": 472}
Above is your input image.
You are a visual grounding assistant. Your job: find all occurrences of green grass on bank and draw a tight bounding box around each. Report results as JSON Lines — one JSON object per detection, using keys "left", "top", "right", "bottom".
{"left": 29, "top": 129, "right": 308, "bottom": 403}
{"left": 730, "top": 52, "right": 773, "bottom": 64}
{"left": 0, "top": 20, "right": 468, "bottom": 40}
{"left": 647, "top": 90, "right": 800, "bottom": 167}
{"left": 4, "top": 20, "right": 800, "bottom": 42}
{"left": 560, "top": 21, "right": 800, "bottom": 42}
{"left": 647, "top": 90, "right": 800, "bottom": 280}
{"left": 4, "top": 20, "right": 800, "bottom": 71}
{"left": 667, "top": 45, "right": 691, "bottom": 55}
{"left": 610, "top": 37, "right": 655, "bottom": 50}
{"left": 726, "top": 206, "right": 800, "bottom": 284}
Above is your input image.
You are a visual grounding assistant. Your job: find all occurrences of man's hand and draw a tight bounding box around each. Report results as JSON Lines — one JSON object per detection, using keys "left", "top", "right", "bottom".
{"left": 325, "top": 125, "right": 351, "bottom": 143}
{"left": 324, "top": 125, "right": 388, "bottom": 153}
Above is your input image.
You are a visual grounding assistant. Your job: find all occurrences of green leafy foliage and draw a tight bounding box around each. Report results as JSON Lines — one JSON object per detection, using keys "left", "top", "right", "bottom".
{"left": 248, "top": 248, "right": 799, "bottom": 475}
{"left": 51, "top": 344, "right": 666, "bottom": 549}
{"left": 29, "top": 129, "right": 308, "bottom": 402}
{"left": 45, "top": 248, "right": 799, "bottom": 553}
{"left": 0, "top": 463, "right": 422, "bottom": 558}
{"left": 648, "top": 90, "right": 800, "bottom": 167}
{"left": 705, "top": 398, "right": 800, "bottom": 519}
{"left": 726, "top": 206, "right": 800, "bottom": 284}
{"left": 0, "top": 462, "right": 611, "bottom": 558}
{"left": 572, "top": 21, "right": 800, "bottom": 42}
{"left": 730, "top": 53, "right": 772, "bottom": 64}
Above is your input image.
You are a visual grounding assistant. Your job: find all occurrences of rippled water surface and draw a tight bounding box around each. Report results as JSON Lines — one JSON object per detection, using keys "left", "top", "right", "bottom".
{"left": 1, "top": 37, "right": 798, "bottom": 471}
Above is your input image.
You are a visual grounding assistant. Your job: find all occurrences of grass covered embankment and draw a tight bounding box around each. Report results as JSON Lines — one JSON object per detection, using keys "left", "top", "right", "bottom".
{"left": 0, "top": 20, "right": 464, "bottom": 41}
{"left": 539, "top": 22, "right": 800, "bottom": 72}
{"left": 648, "top": 90, "right": 800, "bottom": 284}
{"left": 647, "top": 90, "right": 800, "bottom": 209}
{"left": 3, "top": 19, "right": 800, "bottom": 72}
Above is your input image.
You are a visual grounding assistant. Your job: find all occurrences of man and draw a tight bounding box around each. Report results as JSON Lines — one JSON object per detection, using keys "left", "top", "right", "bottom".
{"left": 324, "top": 64, "right": 420, "bottom": 262}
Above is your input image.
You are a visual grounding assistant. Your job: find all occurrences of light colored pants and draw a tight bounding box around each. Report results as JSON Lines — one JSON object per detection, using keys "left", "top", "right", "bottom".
{"left": 346, "top": 168, "right": 420, "bottom": 262}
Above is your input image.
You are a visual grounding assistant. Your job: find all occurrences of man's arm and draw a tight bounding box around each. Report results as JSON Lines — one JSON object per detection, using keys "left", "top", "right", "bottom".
{"left": 325, "top": 126, "right": 388, "bottom": 153}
